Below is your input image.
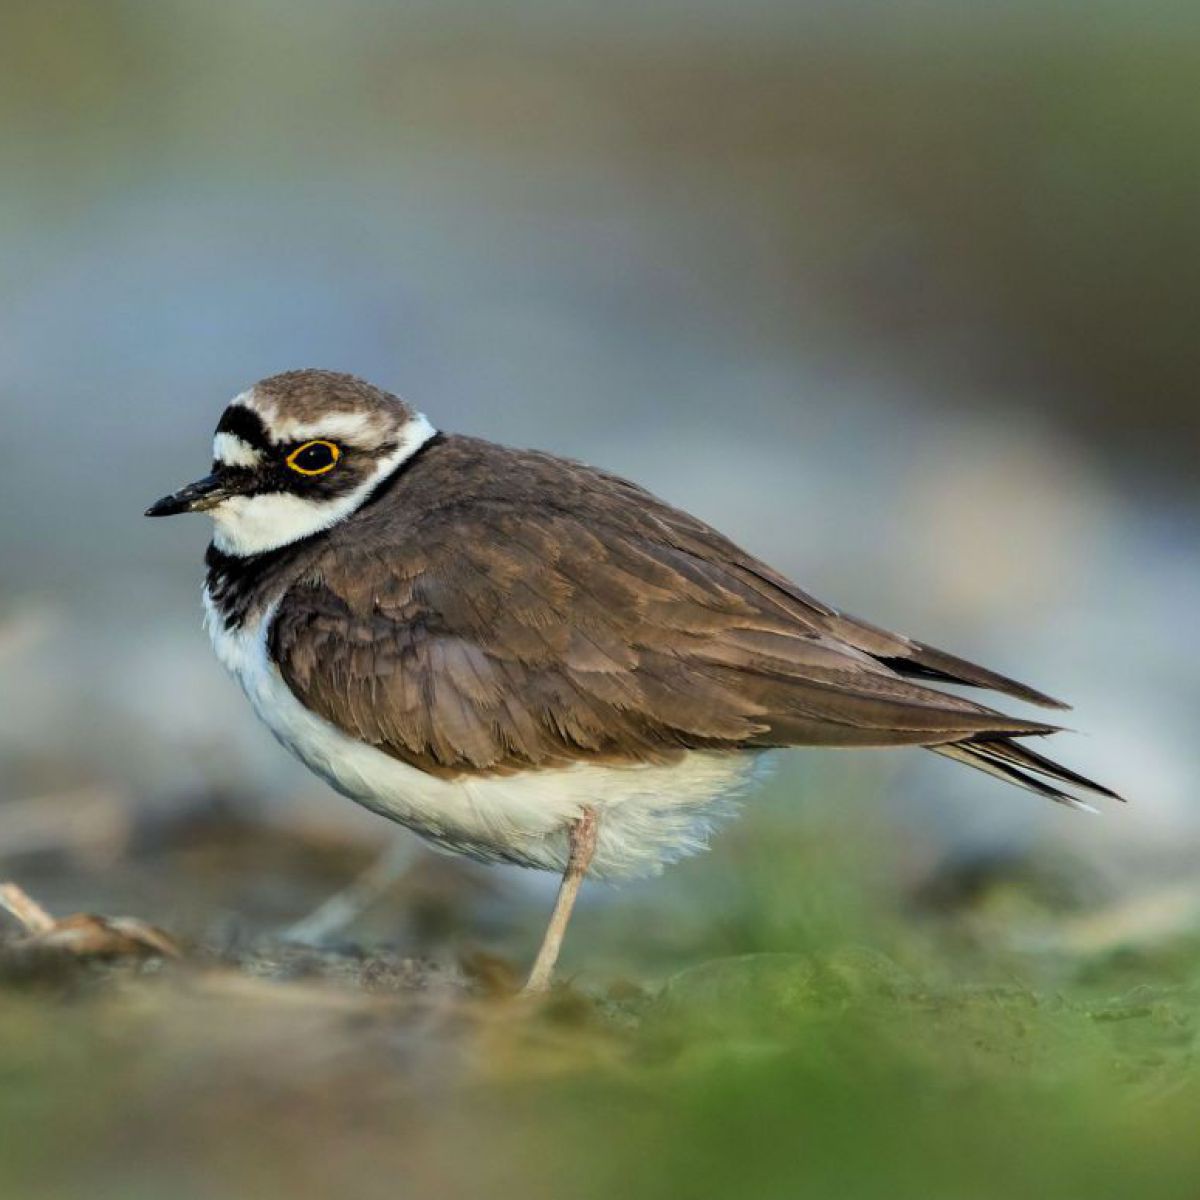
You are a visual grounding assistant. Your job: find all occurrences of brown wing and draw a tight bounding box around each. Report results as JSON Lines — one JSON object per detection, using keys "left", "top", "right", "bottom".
{"left": 268, "top": 449, "right": 1060, "bottom": 778}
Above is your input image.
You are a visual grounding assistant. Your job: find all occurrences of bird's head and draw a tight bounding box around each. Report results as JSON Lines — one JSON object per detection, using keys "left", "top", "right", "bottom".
{"left": 146, "top": 369, "right": 436, "bottom": 555}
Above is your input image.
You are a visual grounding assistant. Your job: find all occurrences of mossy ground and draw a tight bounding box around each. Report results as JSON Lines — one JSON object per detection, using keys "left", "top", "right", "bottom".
{"left": 0, "top": 769, "right": 1194, "bottom": 1200}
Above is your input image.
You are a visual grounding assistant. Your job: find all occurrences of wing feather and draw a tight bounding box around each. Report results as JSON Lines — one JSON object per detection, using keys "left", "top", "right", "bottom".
{"left": 267, "top": 438, "right": 1079, "bottom": 784}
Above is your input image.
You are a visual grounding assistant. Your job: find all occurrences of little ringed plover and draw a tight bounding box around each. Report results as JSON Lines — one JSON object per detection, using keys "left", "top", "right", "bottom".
{"left": 147, "top": 369, "right": 1120, "bottom": 990}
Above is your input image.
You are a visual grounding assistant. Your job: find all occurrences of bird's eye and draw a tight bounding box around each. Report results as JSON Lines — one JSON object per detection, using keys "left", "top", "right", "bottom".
{"left": 286, "top": 440, "right": 341, "bottom": 476}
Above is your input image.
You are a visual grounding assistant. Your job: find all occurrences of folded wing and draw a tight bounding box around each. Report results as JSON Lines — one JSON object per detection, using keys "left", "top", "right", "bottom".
{"left": 269, "top": 446, "right": 1116, "bottom": 806}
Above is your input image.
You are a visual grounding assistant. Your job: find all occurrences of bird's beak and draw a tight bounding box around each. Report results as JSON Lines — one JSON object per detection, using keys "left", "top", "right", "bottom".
{"left": 145, "top": 472, "right": 235, "bottom": 518}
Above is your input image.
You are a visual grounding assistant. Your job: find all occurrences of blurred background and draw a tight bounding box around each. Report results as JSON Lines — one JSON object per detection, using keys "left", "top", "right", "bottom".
{"left": 1, "top": 2, "right": 1198, "bottom": 1197}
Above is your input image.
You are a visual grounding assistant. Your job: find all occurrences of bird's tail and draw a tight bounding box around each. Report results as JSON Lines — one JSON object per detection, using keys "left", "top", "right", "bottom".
{"left": 932, "top": 735, "right": 1123, "bottom": 813}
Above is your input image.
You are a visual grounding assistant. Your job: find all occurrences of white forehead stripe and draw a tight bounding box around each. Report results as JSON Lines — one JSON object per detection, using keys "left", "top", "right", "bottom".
{"left": 269, "top": 410, "right": 381, "bottom": 444}
{"left": 210, "top": 413, "right": 437, "bottom": 557}
{"left": 230, "top": 390, "right": 387, "bottom": 445}
{"left": 213, "top": 432, "right": 263, "bottom": 468}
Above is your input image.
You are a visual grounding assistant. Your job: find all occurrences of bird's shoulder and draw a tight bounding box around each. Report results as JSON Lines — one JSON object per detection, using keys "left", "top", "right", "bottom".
{"left": 306, "top": 432, "right": 837, "bottom": 631}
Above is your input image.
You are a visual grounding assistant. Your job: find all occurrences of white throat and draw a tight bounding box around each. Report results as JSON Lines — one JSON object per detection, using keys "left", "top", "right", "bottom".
{"left": 210, "top": 413, "right": 437, "bottom": 557}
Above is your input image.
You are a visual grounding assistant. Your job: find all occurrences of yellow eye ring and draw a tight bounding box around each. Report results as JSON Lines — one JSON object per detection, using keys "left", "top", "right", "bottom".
{"left": 286, "top": 440, "right": 341, "bottom": 476}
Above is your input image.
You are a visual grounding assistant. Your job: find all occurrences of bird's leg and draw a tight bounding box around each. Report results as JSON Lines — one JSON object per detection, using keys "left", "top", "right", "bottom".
{"left": 522, "top": 807, "right": 599, "bottom": 994}
{"left": 282, "top": 836, "right": 417, "bottom": 945}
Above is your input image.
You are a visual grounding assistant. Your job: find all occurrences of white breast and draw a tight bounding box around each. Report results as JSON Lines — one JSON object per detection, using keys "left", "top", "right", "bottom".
{"left": 203, "top": 591, "right": 765, "bottom": 879}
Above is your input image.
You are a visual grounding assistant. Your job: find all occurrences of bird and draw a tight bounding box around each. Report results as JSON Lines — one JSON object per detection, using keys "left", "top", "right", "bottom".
{"left": 146, "top": 369, "right": 1120, "bottom": 991}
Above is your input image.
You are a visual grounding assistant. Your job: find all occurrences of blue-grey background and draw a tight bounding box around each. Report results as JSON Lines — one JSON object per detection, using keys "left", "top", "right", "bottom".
{"left": 1, "top": 0, "right": 1197, "bottom": 945}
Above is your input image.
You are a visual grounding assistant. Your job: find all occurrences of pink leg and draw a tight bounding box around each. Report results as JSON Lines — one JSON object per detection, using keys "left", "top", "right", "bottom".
{"left": 522, "top": 808, "right": 599, "bottom": 994}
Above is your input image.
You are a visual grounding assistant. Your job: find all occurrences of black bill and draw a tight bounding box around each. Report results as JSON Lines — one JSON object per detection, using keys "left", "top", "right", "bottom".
{"left": 145, "top": 473, "right": 234, "bottom": 517}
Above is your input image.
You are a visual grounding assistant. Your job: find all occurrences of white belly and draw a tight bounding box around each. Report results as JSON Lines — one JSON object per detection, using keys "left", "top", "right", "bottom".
{"left": 203, "top": 592, "right": 765, "bottom": 879}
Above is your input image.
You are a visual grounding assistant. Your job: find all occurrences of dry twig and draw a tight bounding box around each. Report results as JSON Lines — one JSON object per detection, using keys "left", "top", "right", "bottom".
{"left": 0, "top": 882, "right": 181, "bottom": 959}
